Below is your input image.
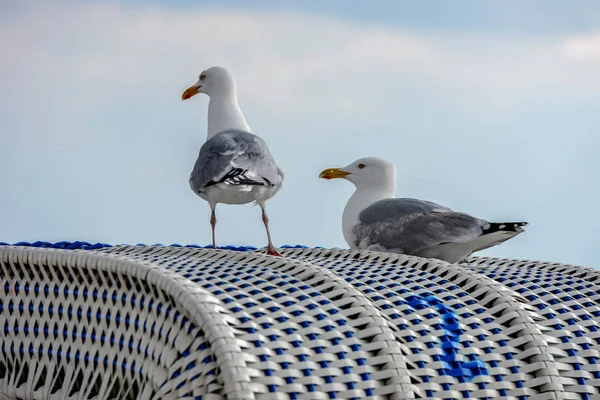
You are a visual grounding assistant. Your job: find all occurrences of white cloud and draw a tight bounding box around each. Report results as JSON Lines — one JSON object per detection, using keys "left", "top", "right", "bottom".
{"left": 562, "top": 34, "right": 600, "bottom": 60}
{"left": 1, "top": 1, "right": 599, "bottom": 119}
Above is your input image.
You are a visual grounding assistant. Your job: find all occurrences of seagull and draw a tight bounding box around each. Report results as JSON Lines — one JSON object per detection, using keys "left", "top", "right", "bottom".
{"left": 319, "top": 157, "right": 527, "bottom": 263}
{"left": 182, "top": 66, "right": 284, "bottom": 256}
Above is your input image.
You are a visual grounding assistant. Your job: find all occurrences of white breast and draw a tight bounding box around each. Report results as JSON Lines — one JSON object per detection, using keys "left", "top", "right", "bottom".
{"left": 342, "top": 188, "right": 393, "bottom": 249}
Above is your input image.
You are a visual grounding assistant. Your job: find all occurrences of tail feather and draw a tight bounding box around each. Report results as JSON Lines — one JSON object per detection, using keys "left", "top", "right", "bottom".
{"left": 469, "top": 221, "right": 528, "bottom": 253}
{"left": 417, "top": 221, "right": 528, "bottom": 263}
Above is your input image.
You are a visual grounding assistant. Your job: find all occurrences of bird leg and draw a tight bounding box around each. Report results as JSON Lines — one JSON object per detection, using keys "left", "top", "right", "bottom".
{"left": 261, "top": 207, "right": 281, "bottom": 256}
{"left": 210, "top": 208, "right": 217, "bottom": 249}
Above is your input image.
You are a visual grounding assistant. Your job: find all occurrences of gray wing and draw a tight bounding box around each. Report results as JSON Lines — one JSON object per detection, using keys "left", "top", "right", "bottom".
{"left": 354, "top": 198, "right": 485, "bottom": 254}
{"left": 359, "top": 198, "right": 451, "bottom": 223}
{"left": 189, "top": 130, "right": 282, "bottom": 194}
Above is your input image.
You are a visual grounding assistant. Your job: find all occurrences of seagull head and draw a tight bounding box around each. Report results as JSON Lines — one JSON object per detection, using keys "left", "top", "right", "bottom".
{"left": 182, "top": 66, "right": 236, "bottom": 100}
{"left": 319, "top": 157, "right": 397, "bottom": 189}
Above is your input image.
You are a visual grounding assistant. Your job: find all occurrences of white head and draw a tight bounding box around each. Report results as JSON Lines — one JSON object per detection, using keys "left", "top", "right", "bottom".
{"left": 319, "top": 157, "right": 397, "bottom": 190}
{"left": 181, "top": 66, "right": 251, "bottom": 139}
{"left": 182, "top": 66, "right": 237, "bottom": 100}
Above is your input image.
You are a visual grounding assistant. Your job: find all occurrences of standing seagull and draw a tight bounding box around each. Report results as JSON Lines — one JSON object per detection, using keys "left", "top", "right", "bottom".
{"left": 319, "top": 157, "right": 527, "bottom": 263}
{"left": 182, "top": 66, "right": 284, "bottom": 256}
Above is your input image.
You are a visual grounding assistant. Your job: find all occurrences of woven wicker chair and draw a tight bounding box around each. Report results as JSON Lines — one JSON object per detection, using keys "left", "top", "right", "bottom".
{"left": 1, "top": 244, "right": 599, "bottom": 400}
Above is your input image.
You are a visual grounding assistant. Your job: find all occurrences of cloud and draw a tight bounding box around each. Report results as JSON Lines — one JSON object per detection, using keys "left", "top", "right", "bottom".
{"left": 2, "top": 1, "right": 599, "bottom": 118}
{"left": 562, "top": 34, "right": 600, "bottom": 60}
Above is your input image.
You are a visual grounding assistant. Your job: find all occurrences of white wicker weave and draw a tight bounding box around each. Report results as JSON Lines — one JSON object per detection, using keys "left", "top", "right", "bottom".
{"left": 1, "top": 245, "right": 599, "bottom": 400}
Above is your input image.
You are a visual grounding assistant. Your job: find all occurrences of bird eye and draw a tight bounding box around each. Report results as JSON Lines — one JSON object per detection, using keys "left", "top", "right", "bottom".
{"left": 200, "top": 74, "right": 206, "bottom": 80}
{"left": 358, "top": 163, "right": 366, "bottom": 169}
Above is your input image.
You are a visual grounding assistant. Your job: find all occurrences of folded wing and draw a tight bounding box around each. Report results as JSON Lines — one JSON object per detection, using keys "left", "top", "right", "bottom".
{"left": 190, "top": 130, "right": 282, "bottom": 193}
{"left": 354, "top": 198, "right": 486, "bottom": 255}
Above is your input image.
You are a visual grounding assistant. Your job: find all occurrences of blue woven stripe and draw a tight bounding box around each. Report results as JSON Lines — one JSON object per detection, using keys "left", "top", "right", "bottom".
{"left": 0, "top": 241, "right": 310, "bottom": 252}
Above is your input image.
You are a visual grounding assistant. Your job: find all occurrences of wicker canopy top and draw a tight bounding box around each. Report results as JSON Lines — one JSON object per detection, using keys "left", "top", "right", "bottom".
{"left": 1, "top": 243, "right": 598, "bottom": 400}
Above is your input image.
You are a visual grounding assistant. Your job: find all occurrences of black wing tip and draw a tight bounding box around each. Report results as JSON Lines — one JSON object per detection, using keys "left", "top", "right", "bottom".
{"left": 205, "top": 168, "right": 274, "bottom": 188}
{"left": 483, "top": 221, "right": 528, "bottom": 234}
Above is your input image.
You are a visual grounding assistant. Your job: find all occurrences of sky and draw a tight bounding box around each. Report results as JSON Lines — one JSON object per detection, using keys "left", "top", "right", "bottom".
{"left": 1, "top": 0, "right": 599, "bottom": 267}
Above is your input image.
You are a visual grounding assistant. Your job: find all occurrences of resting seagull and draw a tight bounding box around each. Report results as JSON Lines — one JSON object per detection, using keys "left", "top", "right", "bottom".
{"left": 319, "top": 157, "right": 527, "bottom": 263}
{"left": 182, "top": 66, "right": 284, "bottom": 256}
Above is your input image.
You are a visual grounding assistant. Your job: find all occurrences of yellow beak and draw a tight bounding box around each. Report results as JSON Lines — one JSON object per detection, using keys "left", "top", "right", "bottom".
{"left": 181, "top": 86, "right": 199, "bottom": 100}
{"left": 319, "top": 168, "right": 350, "bottom": 180}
